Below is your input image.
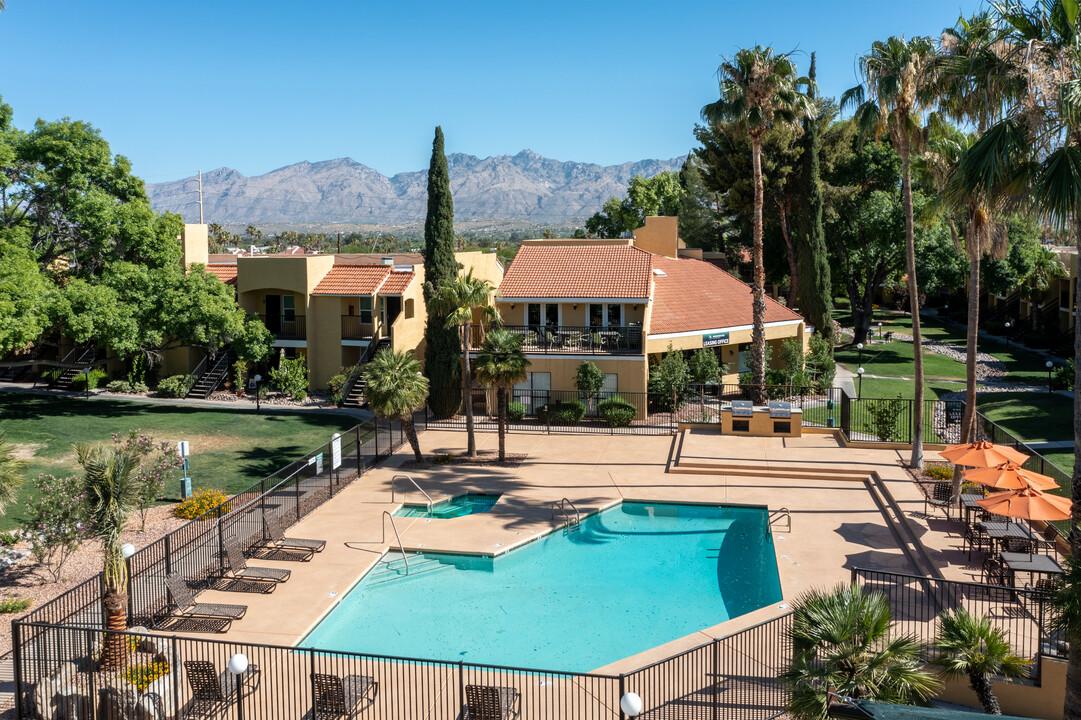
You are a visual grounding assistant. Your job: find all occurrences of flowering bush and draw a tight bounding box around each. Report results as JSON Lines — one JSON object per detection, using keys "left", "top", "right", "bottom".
{"left": 174, "top": 488, "right": 230, "bottom": 520}
{"left": 925, "top": 464, "right": 953, "bottom": 482}
{"left": 112, "top": 431, "right": 185, "bottom": 531}
{"left": 21, "top": 474, "right": 88, "bottom": 582}
{"left": 123, "top": 660, "right": 170, "bottom": 691}
{"left": 269, "top": 357, "right": 308, "bottom": 401}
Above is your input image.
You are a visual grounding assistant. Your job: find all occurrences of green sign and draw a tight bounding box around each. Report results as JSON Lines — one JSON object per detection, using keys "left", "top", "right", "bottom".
{"left": 703, "top": 332, "right": 729, "bottom": 347}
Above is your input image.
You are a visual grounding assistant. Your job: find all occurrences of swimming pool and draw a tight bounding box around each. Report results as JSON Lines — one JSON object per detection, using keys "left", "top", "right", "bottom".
{"left": 393, "top": 492, "right": 501, "bottom": 519}
{"left": 302, "top": 502, "right": 782, "bottom": 672}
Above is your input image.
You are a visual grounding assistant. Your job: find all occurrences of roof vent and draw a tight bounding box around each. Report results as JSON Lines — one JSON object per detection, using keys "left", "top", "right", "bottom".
{"left": 393, "top": 265, "right": 413, "bottom": 273}
{"left": 381, "top": 256, "right": 394, "bottom": 265}
{"left": 652, "top": 269, "right": 667, "bottom": 277}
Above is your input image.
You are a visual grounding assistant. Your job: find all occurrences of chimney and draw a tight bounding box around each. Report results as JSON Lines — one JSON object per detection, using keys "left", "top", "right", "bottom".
{"left": 381, "top": 256, "right": 394, "bottom": 265}
{"left": 181, "top": 224, "right": 209, "bottom": 269}
{"left": 632, "top": 216, "right": 680, "bottom": 258}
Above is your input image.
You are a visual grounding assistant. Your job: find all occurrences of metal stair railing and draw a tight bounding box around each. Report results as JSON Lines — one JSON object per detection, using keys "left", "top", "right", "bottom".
{"left": 183, "top": 354, "right": 209, "bottom": 396}
{"left": 391, "top": 474, "right": 433, "bottom": 516}
{"left": 378, "top": 511, "right": 409, "bottom": 574}
{"left": 769, "top": 507, "right": 792, "bottom": 533}
{"left": 551, "top": 498, "right": 581, "bottom": 528}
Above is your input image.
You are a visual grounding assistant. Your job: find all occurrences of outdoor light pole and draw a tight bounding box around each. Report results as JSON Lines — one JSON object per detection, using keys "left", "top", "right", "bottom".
{"left": 1004, "top": 321, "right": 1011, "bottom": 350}
{"left": 857, "top": 367, "right": 865, "bottom": 399}
{"left": 253, "top": 374, "right": 262, "bottom": 411}
{"left": 856, "top": 342, "right": 863, "bottom": 368}
{"left": 229, "top": 653, "right": 248, "bottom": 720}
{"left": 876, "top": 322, "right": 882, "bottom": 344}
{"left": 1046, "top": 360, "right": 1054, "bottom": 393}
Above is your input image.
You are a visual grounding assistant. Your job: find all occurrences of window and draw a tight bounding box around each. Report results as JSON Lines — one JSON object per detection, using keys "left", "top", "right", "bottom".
{"left": 589, "top": 304, "right": 603, "bottom": 328}
{"left": 359, "top": 297, "right": 373, "bottom": 323}
{"left": 738, "top": 343, "right": 752, "bottom": 373}
{"left": 545, "top": 304, "right": 559, "bottom": 328}
{"left": 589, "top": 304, "right": 623, "bottom": 328}
{"left": 404, "top": 299, "right": 414, "bottom": 319}
{"left": 607, "top": 304, "right": 622, "bottom": 327}
{"left": 602, "top": 373, "right": 617, "bottom": 396}
{"left": 527, "top": 303, "right": 542, "bottom": 327}
{"left": 527, "top": 303, "right": 560, "bottom": 330}
{"left": 283, "top": 295, "right": 295, "bottom": 320}
{"left": 379, "top": 297, "right": 387, "bottom": 327}
{"left": 513, "top": 372, "right": 551, "bottom": 414}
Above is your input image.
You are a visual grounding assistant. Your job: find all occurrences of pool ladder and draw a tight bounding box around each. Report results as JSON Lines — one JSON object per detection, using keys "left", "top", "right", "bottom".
{"left": 391, "top": 473, "right": 433, "bottom": 516}
{"left": 769, "top": 507, "right": 792, "bottom": 533}
{"left": 378, "top": 511, "right": 410, "bottom": 574}
{"left": 551, "top": 498, "right": 581, "bottom": 530}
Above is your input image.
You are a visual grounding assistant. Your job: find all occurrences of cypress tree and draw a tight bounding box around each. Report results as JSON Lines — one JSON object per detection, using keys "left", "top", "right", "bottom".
{"left": 795, "top": 53, "right": 834, "bottom": 349}
{"left": 422, "top": 126, "right": 463, "bottom": 416}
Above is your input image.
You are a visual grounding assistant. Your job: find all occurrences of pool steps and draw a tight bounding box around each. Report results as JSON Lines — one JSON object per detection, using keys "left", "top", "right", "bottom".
{"left": 365, "top": 552, "right": 452, "bottom": 587}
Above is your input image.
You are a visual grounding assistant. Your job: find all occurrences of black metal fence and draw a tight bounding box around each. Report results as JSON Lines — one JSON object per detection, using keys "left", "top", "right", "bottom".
{"left": 19, "top": 418, "right": 405, "bottom": 641}
{"left": 839, "top": 391, "right": 965, "bottom": 445}
{"left": 974, "top": 413, "right": 1073, "bottom": 492}
{"left": 478, "top": 324, "right": 644, "bottom": 355}
{"left": 12, "top": 613, "right": 796, "bottom": 720}
{"left": 852, "top": 568, "right": 1066, "bottom": 674}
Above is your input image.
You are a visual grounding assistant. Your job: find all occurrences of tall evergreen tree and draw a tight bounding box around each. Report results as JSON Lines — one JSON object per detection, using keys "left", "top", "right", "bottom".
{"left": 795, "top": 53, "right": 834, "bottom": 350}
{"left": 422, "top": 126, "right": 463, "bottom": 417}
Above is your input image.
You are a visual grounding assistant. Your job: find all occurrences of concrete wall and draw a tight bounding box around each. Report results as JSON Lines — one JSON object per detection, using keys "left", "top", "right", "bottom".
{"left": 181, "top": 224, "right": 209, "bottom": 268}
{"left": 936, "top": 657, "right": 1067, "bottom": 720}
{"left": 632, "top": 216, "right": 680, "bottom": 258}
{"left": 516, "top": 355, "right": 649, "bottom": 395}
{"left": 647, "top": 322, "right": 805, "bottom": 383}
{"left": 388, "top": 265, "right": 428, "bottom": 360}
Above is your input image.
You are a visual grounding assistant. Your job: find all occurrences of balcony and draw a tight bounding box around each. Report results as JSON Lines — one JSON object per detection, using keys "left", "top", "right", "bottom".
{"left": 482, "top": 325, "right": 643, "bottom": 355}
{"left": 260, "top": 314, "right": 306, "bottom": 341}
{"left": 341, "top": 315, "right": 375, "bottom": 341}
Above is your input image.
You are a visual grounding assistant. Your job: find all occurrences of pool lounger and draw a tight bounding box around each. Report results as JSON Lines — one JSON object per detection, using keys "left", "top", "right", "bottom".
{"left": 214, "top": 535, "right": 292, "bottom": 584}
{"left": 311, "top": 672, "right": 378, "bottom": 718}
{"left": 258, "top": 511, "right": 328, "bottom": 553}
{"left": 164, "top": 573, "right": 247, "bottom": 632}
{"left": 465, "top": 684, "right": 521, "bottom": 720}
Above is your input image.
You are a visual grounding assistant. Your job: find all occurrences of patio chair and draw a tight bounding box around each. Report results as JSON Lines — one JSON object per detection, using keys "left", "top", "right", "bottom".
{"left": 923, "top": 482, "right": 954, "bottom": 520}
{"left": 545, "top": 331, "right": 562, "bottom": 349}
{"left": 259, "top": 511, "right": 326, "bottom": 553}
{"left": 963, "top": 524, "right": 993, "bottom": 561}
{"left": 311, "top": 672, "right": 378, "bottom": 719}
{"left": 981, "top": 556, "right": 1014, "bottom": 589}
{"left": 1003, "top": 536, "right": 1036, "bottom": 554}
{"left": 164, "top": 574, "right": 247, "bottom": 632}
{"left": 465, "top": 684, "right": 520, "bottom": 720}
{"left": 184, "top": 659, "right": 261, "bottom": 718}
{"left": 1035, "top": 524, "right": 1063, "bottom": 560}
{"left": 215, "top": 535, "right": 292, "bottom": 584}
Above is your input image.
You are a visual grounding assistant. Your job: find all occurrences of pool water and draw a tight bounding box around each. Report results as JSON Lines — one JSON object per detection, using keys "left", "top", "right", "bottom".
{"left": 303, "top": 502, "right": 782, "bottom": 671}
{"left": 393, "top": 492, "right": 502, "bottom": 519}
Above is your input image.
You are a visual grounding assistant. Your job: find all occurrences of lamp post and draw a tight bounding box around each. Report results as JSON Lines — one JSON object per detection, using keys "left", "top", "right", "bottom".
{"left": 876, "top": 322, "right": 883, "bottom": 344}
{"left": 1004, "top": 321, "right": 1011, "bottom": 350}
{"left": 857, "top": 367, "right": 865, "bottom": 399}
{"left": 228, "top": 653, "right": 248, "bottom": 720}
{"left": 856, "top": 342, "right": 863, "bottom": 368}
{"left": 1046, "top": 360, "right": 1054, "bottom": 393}
{"left": 253, "top": 374, "right": 262, "bottom": 411}
{"left": 620, "top": 692, "right": 643, "bottom": 719}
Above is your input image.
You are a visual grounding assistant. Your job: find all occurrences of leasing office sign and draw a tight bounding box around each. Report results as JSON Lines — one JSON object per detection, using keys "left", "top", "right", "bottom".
{"left": 703, "top": 332, "right": 730, "bottom": 347}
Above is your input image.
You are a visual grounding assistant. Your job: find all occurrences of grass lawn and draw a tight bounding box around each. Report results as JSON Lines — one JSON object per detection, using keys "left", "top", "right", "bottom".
{"left": 1041, "top": 451, "right": 1074, "bottom": 476}
{"left": 0, "top": 394, "right": 360, "bottom": 530}
{"left": 851, "top": 377, "right": 964, "bottom": 400}
{"left": 975, "top": 391, "right": 1074, "bottom": 443}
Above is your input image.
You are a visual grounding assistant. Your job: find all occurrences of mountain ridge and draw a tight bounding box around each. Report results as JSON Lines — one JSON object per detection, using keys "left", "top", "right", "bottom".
{"left": 146, "top": 150, "right": 685, "bottom": 225}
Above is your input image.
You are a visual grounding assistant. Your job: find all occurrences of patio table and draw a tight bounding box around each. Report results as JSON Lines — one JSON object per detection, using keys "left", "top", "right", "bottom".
{"left": 960, "top": 493, "right": 985, "bottom": 524}
{"left": 979, "top": 521, "right": 1036, "bottom": 552}
{"left": 1000, "top": 551, "right": 1063, "bottom": 587}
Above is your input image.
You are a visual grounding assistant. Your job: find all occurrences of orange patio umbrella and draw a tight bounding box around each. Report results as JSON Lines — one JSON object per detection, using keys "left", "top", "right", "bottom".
{"left": 975, "top": 485, "right": 1073, "bottom": 522}
{"left": 961, "top": 461, "right": 1058, "bottom": 491}
{"left": 940, "top": 440, "right": 1029, "bottom": 467}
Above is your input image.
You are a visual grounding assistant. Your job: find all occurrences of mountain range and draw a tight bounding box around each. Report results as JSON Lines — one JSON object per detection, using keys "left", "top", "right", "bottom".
{"left": 145, "top": 150, "right": 685, "bottom": 225}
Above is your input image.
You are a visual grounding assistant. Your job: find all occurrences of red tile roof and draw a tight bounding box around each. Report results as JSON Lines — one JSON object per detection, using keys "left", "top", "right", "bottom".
{"left": 379, "top": 271, "right": 415, "bottom": 295}
{"left": 649, "top": 255, "right": 803, "bottom": 335}
{"left": 312, "top": 265, "right": 392, "bottom": 296}
{"left": 206, "top": 263, "right": 238, "bottom": 286}
{"left": 498, "top": 245, "right": 652, "bottom": 299}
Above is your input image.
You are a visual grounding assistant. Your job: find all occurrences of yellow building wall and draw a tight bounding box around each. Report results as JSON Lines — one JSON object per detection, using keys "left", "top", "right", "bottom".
{"left": 516, "top": 356, "right": 649, "bottom": 395}
{"left": 937, "top": 657, "right": 1066, "bottom": 720}
{"left": 387, "top": 266, "right": 428, "bottom": 361}
{"left": 309, "top": 296, "right": 344, "bottom": 389}
{"left": 632, "top": 216, "right": 680, "bottom": 258}
{"left": 181, "top": 224, "right": 209, "bottom": 268}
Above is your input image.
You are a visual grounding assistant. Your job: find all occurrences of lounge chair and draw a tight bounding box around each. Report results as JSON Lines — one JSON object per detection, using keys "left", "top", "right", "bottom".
{"left": 311, "top": 672, "right": 378, "bottom": 719}
{"left": 465, "top": 684, "right": 520, "bottom": 720}
{"left": 164, "top": 574, "right": 246, "bottom": 632}
{"left": 923, "top": 482, "right": 954, "bottom": 520}
{"left": 215, "top": 535, "right": 292, "bottom": 584}
{"left": 260, "top": 511, "right": 327, "bottom": 553}
{"left": 184, "top": 659, "right": 260, "bottom": 717}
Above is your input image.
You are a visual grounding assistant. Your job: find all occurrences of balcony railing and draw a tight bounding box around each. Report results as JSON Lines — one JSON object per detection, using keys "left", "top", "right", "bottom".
{"left": 260, "top": 314, "right": 306, "bottom": 340}
{"left": 479, "top": 325, "right": 643, "bottom": 354}
{"left": 341, "top": 315, "right": 375, "bottom": 340}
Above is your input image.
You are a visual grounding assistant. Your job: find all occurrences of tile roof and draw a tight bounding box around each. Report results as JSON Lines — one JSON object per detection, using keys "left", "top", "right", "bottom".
{"left": 334, "top": 253, "right": 424, "bottom": 266}
{"left": 206, "top": 263, "right": 238, "bottom": 286}
{"left": 378, "top": 271, "right": 415, "bottom": 295}
{"left": 649, "top": 255, "right": 803, "bottom": 335}
{"left": 498, "top": 245, "right": 652, "bottom": 299}
{"left": 312, "top": 265, "right": 392, "bottom": 296}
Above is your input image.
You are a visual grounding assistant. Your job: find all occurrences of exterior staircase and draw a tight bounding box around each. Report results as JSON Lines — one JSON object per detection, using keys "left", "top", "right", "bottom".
{"left": 341, "top": 337, "right": 389, "bottom": 408}
{"left": 49, "top": 347, "right": 97, "bottom": 390}
{"left": 187, "top": 348, "right": 235, "bottom": 399}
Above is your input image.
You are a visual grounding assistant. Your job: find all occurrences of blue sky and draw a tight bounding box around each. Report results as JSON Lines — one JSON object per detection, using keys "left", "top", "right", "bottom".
{"left": 1, "top": 1, "right": 983, "bottom": 183}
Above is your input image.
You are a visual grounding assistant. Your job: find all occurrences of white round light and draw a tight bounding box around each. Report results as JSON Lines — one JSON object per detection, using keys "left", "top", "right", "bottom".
{"left": 121, "top": 543, "right": 136, "bottom": 559}
{"left": 620, "top": 692, "right": 643, "bottom": 717}
{"left": 857, "top": 367, "right": 865, "bottom": 375}
{"left": 253, "top": 374, "right": 262, "bottom": 382}
{"left": 1046, "top": 360, "right": 1054, "bottom": 369}
{"left": 856, "top": 343, "right": 863, "bottom": 350}
{"left": 228, "top": 653, "right": 249, "bottom": 675}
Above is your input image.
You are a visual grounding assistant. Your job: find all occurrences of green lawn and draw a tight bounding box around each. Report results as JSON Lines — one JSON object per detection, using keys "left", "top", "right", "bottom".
{"left": 1041, "top": 451, "right": 1074, "bottom": 477}
{"left": 975, "top": 391, "right": 1075, "bottom": 443}
{"left": 850, "top": 377, "right": 964, "bottom": 400}
{"left": 0, "top": 394, "right": 360, "bottom": 530}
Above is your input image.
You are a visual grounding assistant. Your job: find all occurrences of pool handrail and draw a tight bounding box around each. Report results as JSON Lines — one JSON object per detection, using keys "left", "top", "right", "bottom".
{"left": 551, "top": 498, "right": 581, "bottom": 527}
{"left": 379, "top": 510, "right": 410, "bottom": 574}
{"left": 391, "top": 473, "right": 433, "bottom": 516}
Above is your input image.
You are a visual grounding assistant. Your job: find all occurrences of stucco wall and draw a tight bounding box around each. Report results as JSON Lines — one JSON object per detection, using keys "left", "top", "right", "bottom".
{"left": 515, "top": 355, "right": 649, "bottom": 395}
{"left": 936, "top": 657, "right": 1066, "bottom": 720}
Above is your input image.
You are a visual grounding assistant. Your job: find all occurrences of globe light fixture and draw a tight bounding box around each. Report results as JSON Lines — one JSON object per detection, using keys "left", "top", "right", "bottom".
{"left": 857, "top": 367, "right": 865, "bottom": 399}
{"left": 620, "top": 692, "right": 643, "bottom": 717}
{"left": 121, "top": 543, "right": 136, "bottom": 559}
{"left": 228, "top": 653, "right": 249, "bottom": 675}
{"left": 1046, "top": 360, "right": 1054, "bottom": 393}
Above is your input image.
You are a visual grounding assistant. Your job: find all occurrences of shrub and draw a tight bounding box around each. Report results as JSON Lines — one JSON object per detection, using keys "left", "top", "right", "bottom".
{"left": 0, "top": 530, "right": 20, "bottom": 547}
{"left": 105, "top": 379, "right": 145, "bottom": 394}
{"left": 537, "top": 400, "right": 586, "bottom": 425}
{"left": 174, "top": 488, "right": 230, "bottom": 520}
{"left": 648, "top": 344, "right": 689, "bottom": 412}
{"left": 870, "top": 395, "right": 906, "bottom": 443}
{"left": 431, "top": 453, "right": 455, "bottom": 465}
{"left": 926, "top": 464, "right": 953, "bottom": 482}
{"left": 0, "top": 596, "right": 33, "bottom": 614}
{"left": 113, "top": 431, "right": 184, "bottom": 531}
{"left": 1053, "top": 359, "right": 1073, "bottom": 391}
{"left": 156, "top": 374, "right": 189, "bottom": 398}
{"left": 38, "top": 368, "right": 62, "bottom": 384}
{"left": 506, "top": 401, "right": 527, "bottom": 422}
{"left": 70, "top": 367, "right": 108, "bottom": 391}
{"left": 21, "top": 474, "right": 88, "bottom": 582}
{"left": 598, "top": 396, "right": 636, "bottom": 427}
{"left": 123, "top": 661, "right": 170, "bottom": 691}
{"left": 328, "top": 366, "right": 357, "bottom": 406}
{"left": 269, "top": 357, "right": 308, "bottom": 401}
{"left": 233, "top": 360, "right": 248, "bottom": 392}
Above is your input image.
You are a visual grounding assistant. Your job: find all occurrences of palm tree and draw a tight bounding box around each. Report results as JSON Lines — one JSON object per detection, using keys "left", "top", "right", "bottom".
{"left": 363, "top": 348, "right": 429, "bottom": 462}
{"left": 473, "top": 329, "right": 529, "bottom": 462}
{"left": 781, "top": 584, "right": 940, "bottom": 720}
{"left": 431, "top": 269, "right": 500, "bottom": 458}
{"left": 77, "top": 443, "right": 141, "bottom": 670}
{"left": 0, "top": 429, "right": 25, "bottom": 515}
{"left": 843, "top": 36, "right": 940, "bottom": 469}
{"left": 1049, "top": 555, "right": 1081, "bottom": 720}
{"left": 931, "top": 608, "right": 1030, "bottom": 714}
{"left": 702, "top": 46, "right": 813, "bottom": 405}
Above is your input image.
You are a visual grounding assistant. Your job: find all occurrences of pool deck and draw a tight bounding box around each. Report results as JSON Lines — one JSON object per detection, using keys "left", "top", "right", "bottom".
{"left": 176, "top": 428, "right": 984, "bottom": 676}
